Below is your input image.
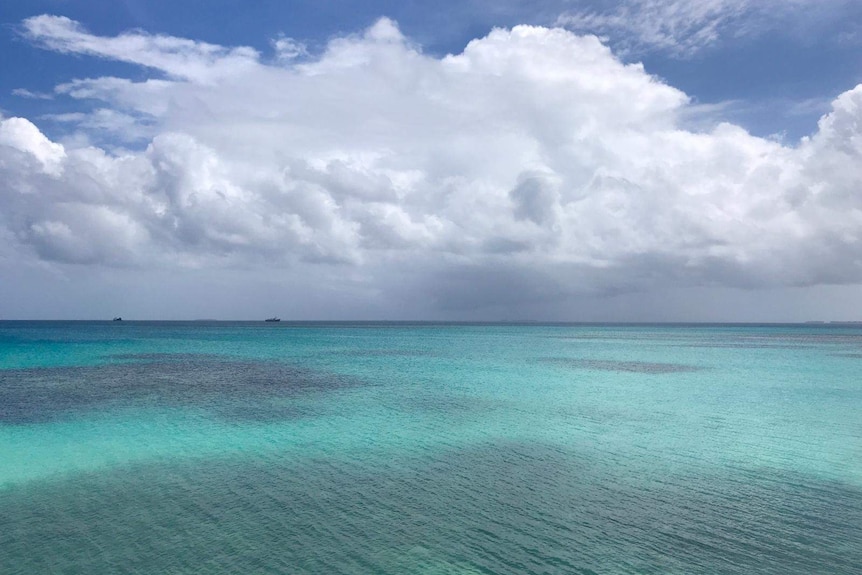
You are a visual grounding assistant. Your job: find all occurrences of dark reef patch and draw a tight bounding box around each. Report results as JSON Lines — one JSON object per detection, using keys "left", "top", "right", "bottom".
{"left": 105, "top": 352, "right": 228, "bottom": 362}
{"left": 680, "top": 343, "right": 814, "bottom": 349}
{"left": 540, "top": 357, "right": 703, "bottom": 374}
{"left": 327, "top": 348, "right": 432, "bottom": 358}
{"left": 0, "top": 354, "right": 363, "bottom": 425}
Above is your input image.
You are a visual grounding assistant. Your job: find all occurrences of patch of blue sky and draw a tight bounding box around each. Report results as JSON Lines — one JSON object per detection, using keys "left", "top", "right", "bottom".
{"left": 2, "top": 0, "right": 860, "bottom": 143}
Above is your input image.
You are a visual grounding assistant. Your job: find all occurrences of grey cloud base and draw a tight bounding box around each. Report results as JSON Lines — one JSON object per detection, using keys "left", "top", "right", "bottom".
{"left": 1, "top": 16, "right": 862, "bottom": 319}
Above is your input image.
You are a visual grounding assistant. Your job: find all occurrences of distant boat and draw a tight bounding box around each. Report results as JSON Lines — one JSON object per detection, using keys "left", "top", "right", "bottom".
{"left": 265, "top": 317, "right": 281, "bottom": 322}
{"left": 113, "top": 317, "right": 123, "bottom": 321}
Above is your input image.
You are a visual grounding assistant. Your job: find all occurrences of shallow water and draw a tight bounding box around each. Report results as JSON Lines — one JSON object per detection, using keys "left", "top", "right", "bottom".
{"left": 1, "top": 322, "right": 860, "bottom": 574}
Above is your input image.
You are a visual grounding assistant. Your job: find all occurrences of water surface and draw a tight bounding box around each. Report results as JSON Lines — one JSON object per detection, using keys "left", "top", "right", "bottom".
{"left": 2, "top": 322, "right": 860, "bottom": 574}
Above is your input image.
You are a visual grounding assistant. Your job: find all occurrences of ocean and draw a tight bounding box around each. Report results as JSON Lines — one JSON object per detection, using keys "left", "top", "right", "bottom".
{"left": 1, "top": 321, "right": 860, "bottom": 574}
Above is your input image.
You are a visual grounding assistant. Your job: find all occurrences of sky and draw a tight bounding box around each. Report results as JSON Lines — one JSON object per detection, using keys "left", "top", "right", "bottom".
{"left": 1, "top": 0, "right": 861, "bottom": 321}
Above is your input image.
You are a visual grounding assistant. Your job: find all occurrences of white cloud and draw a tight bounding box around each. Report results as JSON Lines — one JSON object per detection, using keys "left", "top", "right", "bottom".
{"left": 271, "top": 35, "right": 308, "bottom": 62}
{"left": 3, "top": 15, "right": 862, "bottom": 313}
{"left": 22, "top": 15, "right": 260, "bottom": 83}
{"left": 0, "top": 116, "right": 66, "bottom": 174}
{"left": 556, "top": 0, "right": 845, "bottom": 55}
{"left": 11, "top": 88, "right": 54, "bottom": 100}
{"left": 43, "top": 109, "right": 154, "bottom": 143}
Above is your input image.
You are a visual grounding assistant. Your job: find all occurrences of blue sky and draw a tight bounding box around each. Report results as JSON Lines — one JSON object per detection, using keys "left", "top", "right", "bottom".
{"left": 3, "top": 0, "right": 860, "bottom": 141}
{"left": 1, "top": 1, "right": 861, "bottom": 320}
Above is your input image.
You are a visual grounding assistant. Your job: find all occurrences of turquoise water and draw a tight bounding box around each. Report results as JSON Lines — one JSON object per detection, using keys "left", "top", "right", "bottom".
{"left": 1, "top": 321, "right": 860, "bottom": 574}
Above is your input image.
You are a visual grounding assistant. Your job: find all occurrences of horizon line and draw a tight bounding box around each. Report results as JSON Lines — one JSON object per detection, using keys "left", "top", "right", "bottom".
{"left": 2, "top": 319, "right": 861, "bottom": 325}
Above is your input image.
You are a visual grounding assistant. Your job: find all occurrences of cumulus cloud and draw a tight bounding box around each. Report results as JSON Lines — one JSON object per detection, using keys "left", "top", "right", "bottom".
{"left": 0, "top": 116, "right": 66, "bottom": 174}
{"left": 2, "top": 15, "right": 862, "bottom": 313}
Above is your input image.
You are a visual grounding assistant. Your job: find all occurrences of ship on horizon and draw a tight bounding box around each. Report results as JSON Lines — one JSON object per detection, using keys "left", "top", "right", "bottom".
{"left": 265, "top": 317, "right": 281, "bottom": 322}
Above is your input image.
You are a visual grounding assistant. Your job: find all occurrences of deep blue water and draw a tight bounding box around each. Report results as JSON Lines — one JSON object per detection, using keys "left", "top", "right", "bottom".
{"left": 1, "top": 321, "right": 861, "bottom": 574}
